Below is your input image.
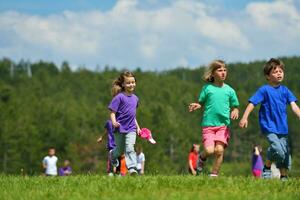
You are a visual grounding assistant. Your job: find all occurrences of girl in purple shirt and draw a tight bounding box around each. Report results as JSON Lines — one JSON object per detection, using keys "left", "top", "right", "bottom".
{"left": 108, "top": 71, "right": 141, "bottom": 175}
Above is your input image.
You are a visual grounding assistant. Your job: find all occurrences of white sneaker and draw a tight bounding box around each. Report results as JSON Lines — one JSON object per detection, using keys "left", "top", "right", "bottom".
{"left": 209, "top": 173, "right": 218, "bottom": 177}
{"left": 108, "top": 173, "right": 114, "bottom": 177}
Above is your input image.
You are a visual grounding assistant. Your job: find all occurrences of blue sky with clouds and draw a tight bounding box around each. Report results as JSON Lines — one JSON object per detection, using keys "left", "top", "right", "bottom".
{"left": 0, "top": 0, "right": 299, "bottom": 70}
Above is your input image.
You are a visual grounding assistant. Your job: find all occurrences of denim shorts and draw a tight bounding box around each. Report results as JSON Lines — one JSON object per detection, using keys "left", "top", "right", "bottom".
{"left": 265, "top": 133, "right": 291, "bottom": 169}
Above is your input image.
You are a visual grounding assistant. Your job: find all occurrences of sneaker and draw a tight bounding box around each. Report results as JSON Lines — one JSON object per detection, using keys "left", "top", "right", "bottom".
{"left": 108, "top": 172, "right": 114, "bottom": 177}
{"left": 196, "top": 157, "right": 205, "bottom": 174}
{"left": 109, "top": 149, "right": 119, "bottom": 168}
{"left": 128, "top": 168, "right": 138, "bottom": 176}
{"left": 209, "top": 173, "right": 218, "bottom": 177}
{"left": 280, "top": 176, "right": 288, "bottom": 181}
{"left": 262, "top": 167, "right": 272, "bottom": 179}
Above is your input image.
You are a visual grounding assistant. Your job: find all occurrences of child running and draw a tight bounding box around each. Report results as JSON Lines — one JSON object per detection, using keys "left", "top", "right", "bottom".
{"left": 108, "top": 71, "right": 141, "bottom": 175}
{"left": 239, "top": 58, "right": 300, "bottom": 181}
{"left": 189, "top": 60, "right": 239, "bottom": 177}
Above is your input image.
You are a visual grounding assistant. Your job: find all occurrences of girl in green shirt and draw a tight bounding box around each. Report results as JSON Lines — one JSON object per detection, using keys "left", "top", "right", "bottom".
{"left": 189, "top": 60, "right": 239, "bottom": 177}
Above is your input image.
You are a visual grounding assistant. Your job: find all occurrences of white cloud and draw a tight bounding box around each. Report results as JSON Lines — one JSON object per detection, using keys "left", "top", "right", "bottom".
{"left": 246, "top": 0, "right": 300, "bottom": 30}
{"left": 0, "top": 0, "right": 299, "bottom": 70}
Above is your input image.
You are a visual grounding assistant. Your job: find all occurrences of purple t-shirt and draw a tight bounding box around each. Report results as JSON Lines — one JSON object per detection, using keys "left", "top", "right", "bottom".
{"left": 108, "top": 92, "right": 139, "bottom": 134}
{"left": 59, "top": 166, "right": 72, "bottom": 176}
{"left": 252, "top": 154, "right": 264, "bottom": 171}
{"left": 105, "top": 120, "right": 116, "bottom": 150}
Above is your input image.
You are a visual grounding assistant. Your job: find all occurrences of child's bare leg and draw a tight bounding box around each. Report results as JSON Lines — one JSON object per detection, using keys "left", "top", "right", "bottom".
{"left": 279, "top": 168, "right": 288, "bottom": 177}
{"left": 211, "top": 142, "right": 225, "bottom": 174}
{"left": 265, "top": 160, "right": 272, "bottom": 168}
{"left": 200, "top": 146, "right": 215, "bottom": 159}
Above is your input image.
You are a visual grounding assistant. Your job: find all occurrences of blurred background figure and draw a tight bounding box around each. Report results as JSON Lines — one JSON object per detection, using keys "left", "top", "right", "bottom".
{"left": 188, "top": 144, "right": 200, "bottom": 176}
{"left": 136, "top": 146, "right": 145, "bottom": 175}
{"left": 116, "top": 154, "right": 127, "bottom": 176}
{"left": 59, "top": 159, "right": 72, "bottom": 176}
{"left": 42, "top": 147, "right": 58, "bottom": 176}
{"left": 252, "top": 145, "right": 264, "bottom": 178}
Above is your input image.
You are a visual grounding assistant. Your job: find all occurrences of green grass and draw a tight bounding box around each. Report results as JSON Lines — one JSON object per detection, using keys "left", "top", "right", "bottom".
{"left": 0, "top": 175, "right": 300, "bottom": 200}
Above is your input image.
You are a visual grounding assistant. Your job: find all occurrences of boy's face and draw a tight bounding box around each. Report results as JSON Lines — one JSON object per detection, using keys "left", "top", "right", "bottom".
{"left": 48, "top": 149, "right": 55, "bottom": 156}
{"left": 266, "top": 67, "right": 284, "bottom": 85}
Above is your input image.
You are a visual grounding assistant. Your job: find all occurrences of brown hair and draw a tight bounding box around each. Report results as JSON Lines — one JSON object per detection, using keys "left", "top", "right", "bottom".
{"left": 203, "top": 60, "right": 226, "bottom": 82}
{"left": 264, "top": 58, "right": 285, "bottom": 76}
{"left": 111, "top": 71, "right": 136, "bottom": 96}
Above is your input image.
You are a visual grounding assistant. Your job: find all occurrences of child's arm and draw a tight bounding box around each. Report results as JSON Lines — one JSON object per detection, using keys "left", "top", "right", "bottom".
{"left": 141, "top": 161, "right": 145, "bottom": 175}
{"left": 97, "top": 129, "right": 108, "bottom": 143}
{"left": 254, "top": 146, "right": 260, "bottom": 156}
{"left": 239, "top": 103, "right": 255, "bottom": 128}
{"left": 230, "top": 107, "right": 239, "bottom": 120}
{"left": 110, "top": 111, "right": 120, "bottom": 128}
{"left": 135, "top": 119, "right": 141, "bottom": 135}
{"left": 188, "top": 103, "right": 202, "bottom": 112}
{"left": 42, "top": 159, "right": 47, "bottom": 169}
{"left": 188, "top": 159, "right": 197, "bottom": 176}
{"left": 290, "top": 102, "right": 300, "bottom": 119}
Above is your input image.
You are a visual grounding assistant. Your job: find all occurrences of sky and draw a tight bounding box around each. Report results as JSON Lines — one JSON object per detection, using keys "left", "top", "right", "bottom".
{"left": 0, "top": 0, "right": 299, "bottom": 71}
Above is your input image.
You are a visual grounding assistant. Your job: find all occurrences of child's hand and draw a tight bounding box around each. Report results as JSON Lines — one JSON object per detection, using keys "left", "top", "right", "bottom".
{"left": 137, "top": 128, "right": 141, "bottom": 136}
{"left": 97, "top": 136, "right": 103, "bottom": 143}
{"left": 112, "top": 121, "right": 120, "bottom": 128}
{"left": 188, "top": 103, "right": 201, "bottom": 112}
{"left": 230, "top": 108, "right": 239, "bottom": 120}
{"left": 239, "top": 118, "right": 248, "bottom": 128}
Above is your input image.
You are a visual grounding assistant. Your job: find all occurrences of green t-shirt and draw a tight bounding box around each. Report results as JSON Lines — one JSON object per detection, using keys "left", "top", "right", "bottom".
{"left": 198, "top": 83, "right": 239, "bottom": 127}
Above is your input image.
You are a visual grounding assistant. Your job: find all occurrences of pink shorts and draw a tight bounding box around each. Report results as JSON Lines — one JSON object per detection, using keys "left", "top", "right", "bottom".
{"left": 202, "top": 126, "right": 230, "bottom": 148}
{"left": 252, "top": 169, "right": 262, "bottom": 177}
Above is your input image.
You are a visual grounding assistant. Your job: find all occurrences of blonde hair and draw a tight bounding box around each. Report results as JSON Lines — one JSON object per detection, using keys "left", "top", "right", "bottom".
{"left": 111, "top": 71, "right": 136, "bottom": 96}
{"left": 111, "top": 84, "right": 122, "bottom": 97}
{"left": 203, "top": 60, "right": 226, "bottom": 82}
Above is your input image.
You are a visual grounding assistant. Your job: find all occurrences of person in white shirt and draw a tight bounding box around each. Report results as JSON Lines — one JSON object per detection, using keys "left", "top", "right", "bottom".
{"left": 42, "top": 147, "right": 58, "bottom": 176}
{"left": 136, "top": 146, "right": 145, "bottom": 175}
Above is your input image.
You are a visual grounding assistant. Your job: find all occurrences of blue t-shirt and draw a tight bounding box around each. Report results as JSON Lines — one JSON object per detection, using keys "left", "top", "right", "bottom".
{"left": 249, "top": 84, "right": 297, "bottom": 134}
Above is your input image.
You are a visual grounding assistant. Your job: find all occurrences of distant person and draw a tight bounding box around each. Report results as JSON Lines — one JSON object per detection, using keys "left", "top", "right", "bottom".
{"left": 108, "top": 71, "right": 141, "bottom": 175}
{"left": 239, "top": 58, "right": 300, "bottom": 181}
{"left": 116, "top": 154, "right": 127, "bottom": 176}
{"left": 136, "top": 146, "right": 145, "bottom": 175}
{"left": 189, "top": 60, "right": 239, "bottom": 177}
{"left": 97, "top": 84, "right": 121, "bottom": 176}
{"left": 188, "top": 144, "right": 200, "bottom": 176}
{"left": 252, "top": 145, "right": 264, "bottom": 178}
{"left": 59, "top": 160, "right": 72, "bottom": 176}
{"left": 42, "top": 147, "right": 58, "bottom": 176}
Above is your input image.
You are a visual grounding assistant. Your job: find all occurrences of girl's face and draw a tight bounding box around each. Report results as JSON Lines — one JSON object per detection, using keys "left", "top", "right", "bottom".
{"left": 212, "top": 66, "right": 227, "bottom": 82}
{"left": 267, "top": 67, "right": 284, "bottom": 85}
{"left": 123, "top": 76, "right": 136, "bottom": 94}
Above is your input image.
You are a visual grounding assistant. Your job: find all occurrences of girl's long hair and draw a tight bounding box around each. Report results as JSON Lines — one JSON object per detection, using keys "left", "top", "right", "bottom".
{"left": 202, "top": 60, "right": 226, "bottom": 82}
{"left": 111, "top": 71, "right": 136, "bottom": 96}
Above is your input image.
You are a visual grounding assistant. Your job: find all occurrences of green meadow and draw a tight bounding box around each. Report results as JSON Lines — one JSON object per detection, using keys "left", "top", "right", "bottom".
{"left": 1, "top": 175, "right": 299, "bottom": 200}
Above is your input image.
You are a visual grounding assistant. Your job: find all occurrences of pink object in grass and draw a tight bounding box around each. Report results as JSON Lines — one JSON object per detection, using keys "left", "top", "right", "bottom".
{"left": 139, "top": 128, "right": 156, "bottom": 144}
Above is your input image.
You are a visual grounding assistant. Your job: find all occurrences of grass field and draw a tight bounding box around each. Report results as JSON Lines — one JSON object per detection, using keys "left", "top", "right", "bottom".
{"left": 0, "top": 175, "right": 300, "bottom": 200}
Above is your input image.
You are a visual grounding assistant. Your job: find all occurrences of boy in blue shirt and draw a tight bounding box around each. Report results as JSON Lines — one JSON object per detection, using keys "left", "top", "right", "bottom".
{"left": 239, "top": 58, "right": 300, "bottom": 180}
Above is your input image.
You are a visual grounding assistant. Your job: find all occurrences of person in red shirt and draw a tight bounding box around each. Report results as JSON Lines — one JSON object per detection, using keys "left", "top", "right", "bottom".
{"left": 188, "top": 144, "right": 200, "bottom": 176}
